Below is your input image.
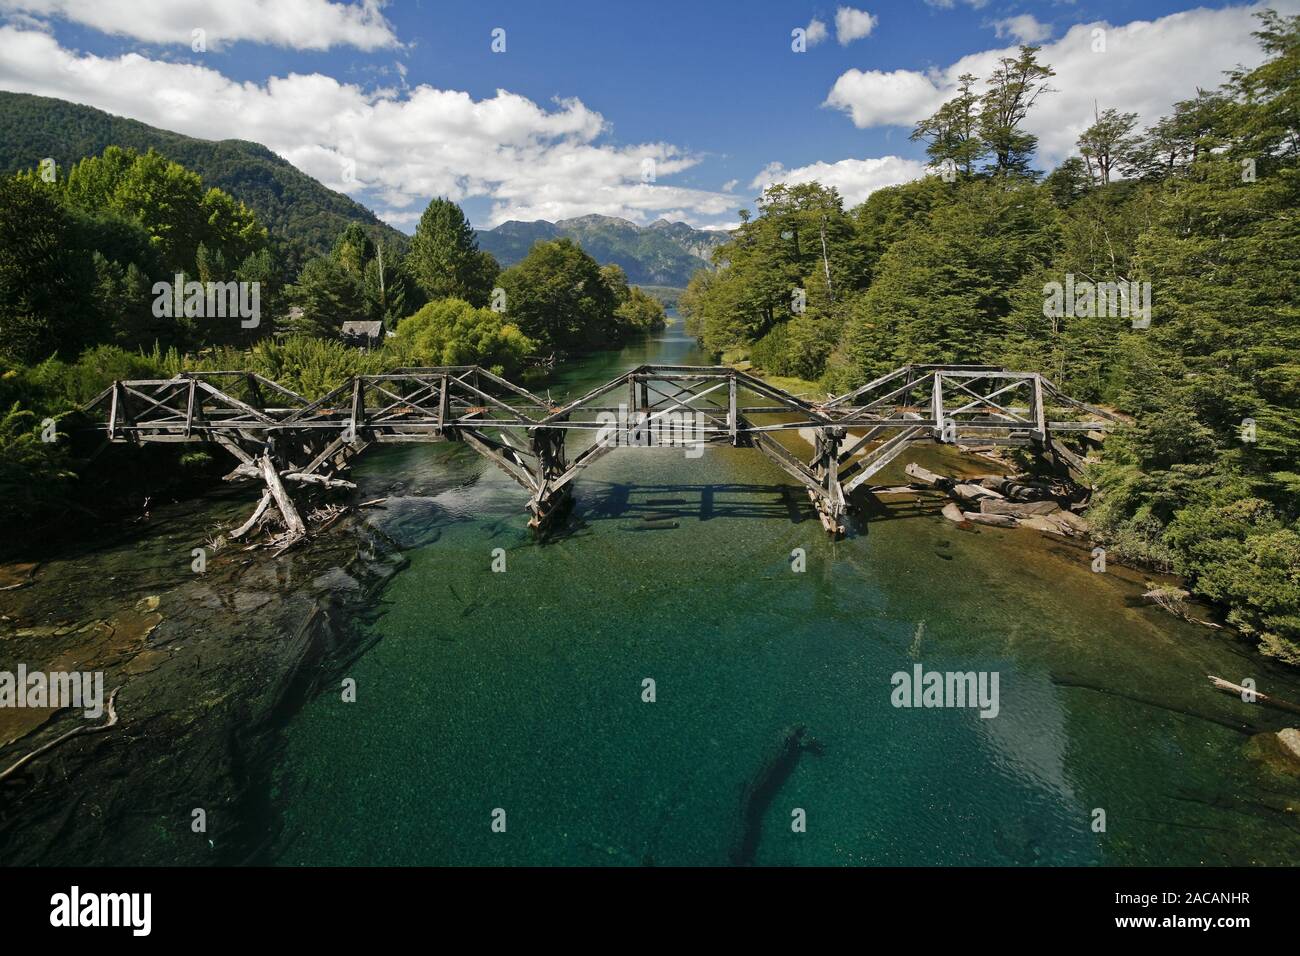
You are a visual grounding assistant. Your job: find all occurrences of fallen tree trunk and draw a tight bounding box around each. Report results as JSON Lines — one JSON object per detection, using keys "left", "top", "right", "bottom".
{"left": 1052, "top": 675, "right": 1263, "bottom": 735}
{"left": 963, "top": 511, "right": 1017, "bottom": 528}
{"left": 979, "top": 476, "right": 1055, "bottom": 501}
{"left": 230, "top": 490, "right": 272, "bottom": 539}
{"left": 1208, "top": 676, "right": 1300, "bottom": 717}
{"left": 979, "top": 499, "right": 1061, "bottom": 518}
{"left": 953, "top": 482, "right": 1001, "bottom": 503}
{"left": 941, "top": 502, "right": 970, "bottom": 526}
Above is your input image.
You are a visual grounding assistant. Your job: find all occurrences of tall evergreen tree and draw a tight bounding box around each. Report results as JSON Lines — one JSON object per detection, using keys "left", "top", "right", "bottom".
{"left": 407, "top": 198, "right": 497, "bottom": 306}
{"left": 978, "top": 46, "right": 1055, "bottom": 179}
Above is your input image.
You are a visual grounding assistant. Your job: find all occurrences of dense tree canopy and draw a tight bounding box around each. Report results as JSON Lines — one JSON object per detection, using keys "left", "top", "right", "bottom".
{"left": 498, "top": 238, "right": 661, "bottom": 353}
{"left": 681, "top": 12, "right": 1300, "bottom": 662}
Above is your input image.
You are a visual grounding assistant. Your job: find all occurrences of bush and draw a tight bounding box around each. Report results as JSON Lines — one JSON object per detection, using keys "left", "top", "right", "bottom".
{"left": 393, "top": 298, "right": 534, "bottom": 375}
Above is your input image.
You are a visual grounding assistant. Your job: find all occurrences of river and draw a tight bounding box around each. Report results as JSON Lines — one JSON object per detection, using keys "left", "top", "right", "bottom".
{"left": 3, "top": 316, "right": 1299, "bottom": 866}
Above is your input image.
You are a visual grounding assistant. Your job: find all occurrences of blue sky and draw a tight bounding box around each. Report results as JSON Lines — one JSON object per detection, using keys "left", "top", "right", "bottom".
{"left": 0, "top": 0, "right": 1293, "bottom": 229}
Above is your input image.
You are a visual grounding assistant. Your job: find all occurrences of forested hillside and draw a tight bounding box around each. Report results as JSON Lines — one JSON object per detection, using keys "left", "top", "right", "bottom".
{"left": 682, "top": 12, "right": 1300, "bottom": 662}
{"left": 0, "top": 92, "right": 405, "bottom": 265}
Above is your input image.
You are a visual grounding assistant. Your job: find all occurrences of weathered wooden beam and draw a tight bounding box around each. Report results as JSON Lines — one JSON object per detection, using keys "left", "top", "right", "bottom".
{"left": 260, "top": 452, "right": 306, "bottom": 538}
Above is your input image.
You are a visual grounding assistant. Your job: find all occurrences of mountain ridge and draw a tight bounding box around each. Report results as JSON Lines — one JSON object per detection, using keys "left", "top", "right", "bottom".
{"left": 476, "top": 213, "right": 727, "bottom": 287}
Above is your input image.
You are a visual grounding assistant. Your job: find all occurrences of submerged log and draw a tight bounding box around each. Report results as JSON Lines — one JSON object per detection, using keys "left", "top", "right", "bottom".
{"left": 0, "top": 687, "right": 121, "bottom": 784}
{"left": 979, "top": 499, "right": 1061, "bottom": 518}
{"left": 1052, "top": 675, "right": 1264, "bottom": 735}
{"left": 963, "top": 511, "right": 1017, "bottom": 528}
{"left": 731, "top": 725, "right": 823, "bottom": 866}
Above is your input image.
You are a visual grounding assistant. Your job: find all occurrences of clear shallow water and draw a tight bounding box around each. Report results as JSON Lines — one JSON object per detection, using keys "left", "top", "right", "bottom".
{"left": 267, "top": 320, "right": 1300, "bottom": 866}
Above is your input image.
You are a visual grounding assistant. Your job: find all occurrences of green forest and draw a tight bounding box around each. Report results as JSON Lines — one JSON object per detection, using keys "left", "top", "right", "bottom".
{"left": 0, "top": 148, "right": 664, "bottom": 544}
{"left": 682, "top": 12, "right": 1299, "bottom": 662}
{"left": 0, "top": 91, "right": 408, "bottom": 267}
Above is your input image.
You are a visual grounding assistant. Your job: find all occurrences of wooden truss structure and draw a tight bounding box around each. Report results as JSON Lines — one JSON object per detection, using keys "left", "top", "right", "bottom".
{"left": 82, "top": 363, "right": 1118, "bottom": 538}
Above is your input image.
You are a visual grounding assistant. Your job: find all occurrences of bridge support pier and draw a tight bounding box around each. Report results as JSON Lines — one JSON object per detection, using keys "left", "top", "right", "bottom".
{"left": 810, "top": 426, "right": 848, "bottom": 536}
{"left": 526, "top": 426, "right": 571, "bottom": 530}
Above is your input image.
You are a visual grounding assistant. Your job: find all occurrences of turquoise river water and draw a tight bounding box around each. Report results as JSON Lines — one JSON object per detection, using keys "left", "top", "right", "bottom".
{"left": 259, "top": 318, "right": 1300, "bottom": 866}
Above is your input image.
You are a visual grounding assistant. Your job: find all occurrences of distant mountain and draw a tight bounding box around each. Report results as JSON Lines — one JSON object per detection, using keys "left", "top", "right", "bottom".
{"left": 0, "top": 92, "right": 406, "bottom": 263}
{"left": 477, "top": 214, "right": 728, "bottom": 288}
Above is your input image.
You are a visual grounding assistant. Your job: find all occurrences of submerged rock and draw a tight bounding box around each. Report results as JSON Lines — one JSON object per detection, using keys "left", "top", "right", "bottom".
{"left": 1245, "top": 729, "right": 1300, "bottom": 776}
{"left": 1279, "top": 728, "right": 1300, "bottom": 763}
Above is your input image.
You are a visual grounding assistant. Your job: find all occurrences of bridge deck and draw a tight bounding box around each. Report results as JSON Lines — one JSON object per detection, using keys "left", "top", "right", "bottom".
{"left": 82, "top": 364, "right": 1118, "bottom": 539}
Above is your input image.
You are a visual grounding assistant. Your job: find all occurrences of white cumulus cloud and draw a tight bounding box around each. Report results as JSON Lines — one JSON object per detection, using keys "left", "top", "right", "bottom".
{"left": 0, "top": 26, "right": 739, "bottom": 228}
{"left": 803, "top": 17, "right": 829, "bottom": 46}
{"left": 825, "top": 2, "right": 1300, "bottom": 167}
{"left": 990, "top": 14, "right": 1051, "bottom": 44}
{"left": 835, "top": 6, "right": 878, "bottom": 45}
{"left": 0, "top": 0, "right": 399, "bottom": 50}
{"left": 750, "top": 156, "right": 928, "bottom": 206}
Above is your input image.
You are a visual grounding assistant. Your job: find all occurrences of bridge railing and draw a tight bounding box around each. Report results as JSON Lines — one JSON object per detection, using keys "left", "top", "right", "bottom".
{"left": 80, "top": 363, "right": 1119, "bottom": 537}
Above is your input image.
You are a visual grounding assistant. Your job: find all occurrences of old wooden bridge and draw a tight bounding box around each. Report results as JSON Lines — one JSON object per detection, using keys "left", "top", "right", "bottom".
{"left": 82, "top": 364, "right": 1117, "bottom": 539}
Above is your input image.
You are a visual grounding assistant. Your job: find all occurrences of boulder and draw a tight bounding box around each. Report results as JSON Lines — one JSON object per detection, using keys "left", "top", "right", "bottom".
{"left": 1279, "top": 728, "right": 1300, "bottom": 762}
{"left": 941, "top": 503, "right": 968, "bottom": 525}
{"left": 1053, "top": 510, "right": 1090, "bottom": 533}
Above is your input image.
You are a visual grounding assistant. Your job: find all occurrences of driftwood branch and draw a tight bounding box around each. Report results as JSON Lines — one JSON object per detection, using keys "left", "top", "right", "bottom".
{"left": 230, "top": 490, "right": 272, "bottom": 539}
{"left": 0, "top": 686, "right": 121, "bottom": 784}
{"left": 1207, "top": 675, "right": 1300, "bottom": 717}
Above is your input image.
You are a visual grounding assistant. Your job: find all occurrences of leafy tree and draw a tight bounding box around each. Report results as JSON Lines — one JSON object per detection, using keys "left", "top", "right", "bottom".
{"left": 497, "top": 238, "right": 621, "bottom": 352}
{"left": 1077, "top": 107, "right": 1140, "bottom": 186}
{"left": 284, "top": 256, "right": 365, "bottom": 338}
{"left": 615, "top": 284, "right": 667, "bottom": 335}
{"left": 393, "top": 298, "right": 533, "bottom": 374}
{"left": 1043, "top": 157, "right": 1092, "bottom": 207}
{"left": 680, "top": 182, "right": 863, "bottom": 360}
{"left": 910, "top": 73, "right": 987, "bottom": 176}
{"left": 843, "top": 181, "right": 1056, "bottom": 379}
{"left": 0, "top": 177, "right": 97, "bottom": 361}
{"left": 1226, "top": 11, "right": 1300, "bottom": 166}
{"left": 407, "top": 198, "right": 497, "bottom": 306}
{"left": 332, "top": 222, "right": 375, "bottom": 276}
{"left": 1127, "top": 91, "right": 1230, "bottom": 181}
{"left": 362, "top": 240, "right": 414, "bottom": 328}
